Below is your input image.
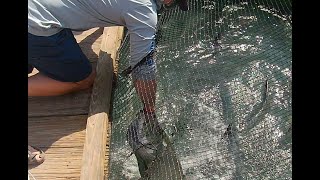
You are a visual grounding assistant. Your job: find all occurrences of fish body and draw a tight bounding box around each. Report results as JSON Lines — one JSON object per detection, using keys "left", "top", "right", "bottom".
{"left": 126, "top": 110, "right": 184, "bottom": 179}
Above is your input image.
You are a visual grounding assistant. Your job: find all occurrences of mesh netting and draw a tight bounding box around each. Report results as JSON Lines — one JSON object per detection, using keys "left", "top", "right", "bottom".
{"left": 108, "top": 0, "right": 292, "bottom": 179}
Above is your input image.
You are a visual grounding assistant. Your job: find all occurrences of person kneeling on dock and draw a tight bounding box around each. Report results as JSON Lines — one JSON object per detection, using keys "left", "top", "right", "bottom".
{"left": 28, "top": 0, "right": 188, "bottom": 167}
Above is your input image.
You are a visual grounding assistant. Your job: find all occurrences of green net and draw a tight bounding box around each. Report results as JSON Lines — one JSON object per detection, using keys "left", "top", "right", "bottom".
{"left": 108, "top": 0, "right": 292, "bottom": 179}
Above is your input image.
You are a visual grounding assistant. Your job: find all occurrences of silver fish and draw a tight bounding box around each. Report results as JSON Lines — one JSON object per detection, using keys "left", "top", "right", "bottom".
{"left": 127, "top": 110, "right": 185, "bottom": 179}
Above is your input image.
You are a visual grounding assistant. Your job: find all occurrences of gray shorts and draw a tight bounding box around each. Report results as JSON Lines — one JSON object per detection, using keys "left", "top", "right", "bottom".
{"left": 131, "top": 49, "right": 157, "bottom": 81}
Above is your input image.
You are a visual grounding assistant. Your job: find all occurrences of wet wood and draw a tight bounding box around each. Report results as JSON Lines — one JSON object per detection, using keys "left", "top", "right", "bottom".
{"left": 80, "top": 26, "right": 124, "bottom": 180}
{"left": 28, "top": 88, "right": 92, "bottom": 117}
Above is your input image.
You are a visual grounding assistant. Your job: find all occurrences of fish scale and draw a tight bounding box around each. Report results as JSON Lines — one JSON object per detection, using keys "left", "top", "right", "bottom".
{"left": 127, "top": 110, "right": 184, "bottom": 179}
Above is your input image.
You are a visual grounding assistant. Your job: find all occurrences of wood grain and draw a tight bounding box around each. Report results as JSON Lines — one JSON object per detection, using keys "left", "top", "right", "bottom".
{"left": 28, "top": 115, "right": 87, "bottom": 180}
{"left": 28, "top": 28, "right": 105, "bottom": 180}
{"left": 80, "top": 26, "right": 124, "bottom": 180}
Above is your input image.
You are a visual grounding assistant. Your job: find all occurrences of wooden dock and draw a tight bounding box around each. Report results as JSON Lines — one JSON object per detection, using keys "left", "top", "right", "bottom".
{"left": 28, "top": 27, "right": 124, "bottom": 180}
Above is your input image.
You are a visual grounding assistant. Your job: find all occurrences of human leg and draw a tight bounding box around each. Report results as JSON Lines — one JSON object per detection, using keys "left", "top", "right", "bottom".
{"left": 131, "top": 47, "right": 157, "bottom": 115}
{"left": 134, "top": 79, "right": 157, "bottom": 113}
{"left": 28, "top": 69, "right": 95, "bottom": 96}
{"left": 28, "top": 29, "right": 96, "bottom": 165}
{"left": 28, "top": 29, "right": 96, "bottom": 97}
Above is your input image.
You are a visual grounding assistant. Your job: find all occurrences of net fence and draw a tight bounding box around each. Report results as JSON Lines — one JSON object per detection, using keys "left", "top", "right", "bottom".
{"left": 108, "top": 0, "right": 292, "bottom": 179}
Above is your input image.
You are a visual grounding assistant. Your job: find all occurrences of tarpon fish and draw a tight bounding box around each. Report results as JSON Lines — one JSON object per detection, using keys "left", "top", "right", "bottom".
{"left": 127, "top": 110, "right": 185, "bottom": 179}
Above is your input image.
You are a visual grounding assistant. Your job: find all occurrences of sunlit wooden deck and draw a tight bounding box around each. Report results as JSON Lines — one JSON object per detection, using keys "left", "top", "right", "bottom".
{"left": 28, "top": 27, "right": 124, "bottom": 180}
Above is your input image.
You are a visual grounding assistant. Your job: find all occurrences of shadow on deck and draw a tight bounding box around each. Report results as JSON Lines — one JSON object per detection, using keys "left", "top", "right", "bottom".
{"left": 28, "top": 27, "right": 110, "bottom": 180}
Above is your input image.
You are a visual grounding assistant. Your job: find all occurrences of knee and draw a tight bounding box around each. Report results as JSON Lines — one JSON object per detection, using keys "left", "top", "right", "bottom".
{"left": 75, "top": 68, "right": 96, "bottom": 90}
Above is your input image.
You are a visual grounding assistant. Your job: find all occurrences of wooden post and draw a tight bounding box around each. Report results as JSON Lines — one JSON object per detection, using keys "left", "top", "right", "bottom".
{"left": 80, "top": 26, "right": 124, "bottom": 180}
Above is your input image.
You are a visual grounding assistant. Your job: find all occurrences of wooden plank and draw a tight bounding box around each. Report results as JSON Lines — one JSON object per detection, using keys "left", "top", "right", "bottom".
{"left": 80, "top": 26, "right": 124, "bottom": 180}
{"left": 28, "top": 115, "right": 87, "bottom": 148}
{"left": 28, "top": 88, "right": 92, "bottom": 117}
{"left": 104, "top": 121, "right": 112, "bottom": 176}
{"left": 28, "top": 147, "right": 83, "bottom": 180}
{"left": 28, "top": 115, "right": 87, "bottom": 180}
{"left": 28, "top": 28, "right": 103, "bottom": 117}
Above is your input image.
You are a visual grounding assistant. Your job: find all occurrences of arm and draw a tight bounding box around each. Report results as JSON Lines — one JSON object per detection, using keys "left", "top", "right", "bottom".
{"left": 133, "top": 67, "right": 157, "bottom": 114}
{"left": 124, "top": 3, "right": 158, "bottom": 114}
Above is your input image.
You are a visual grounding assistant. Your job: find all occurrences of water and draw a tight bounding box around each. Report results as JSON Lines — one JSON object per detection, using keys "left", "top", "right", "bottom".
{"left": 109, "top": 0, "right": 292, "bottom": 179}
